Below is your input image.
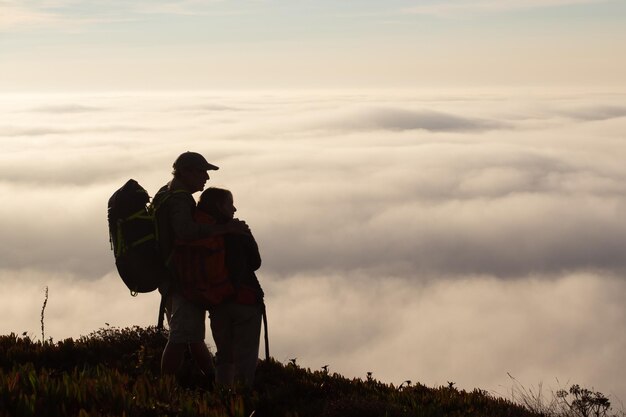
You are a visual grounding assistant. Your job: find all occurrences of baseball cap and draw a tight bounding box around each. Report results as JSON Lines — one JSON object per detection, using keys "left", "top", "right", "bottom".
{"left": 173, "top": 151, "right": 219, "bottom": 171}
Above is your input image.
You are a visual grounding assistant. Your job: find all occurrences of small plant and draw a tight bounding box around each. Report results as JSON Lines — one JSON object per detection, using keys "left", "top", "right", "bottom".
{"left": 40, "top": 286, "right": 48, "bottom": 343}
{"left": 556, "top": 384, "right": 612, "bottom": 417}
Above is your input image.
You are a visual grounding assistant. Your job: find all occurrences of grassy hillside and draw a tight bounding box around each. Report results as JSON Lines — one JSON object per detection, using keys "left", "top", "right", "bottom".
{"left": 0, "top": 326, "right": 616, "bottom": 417}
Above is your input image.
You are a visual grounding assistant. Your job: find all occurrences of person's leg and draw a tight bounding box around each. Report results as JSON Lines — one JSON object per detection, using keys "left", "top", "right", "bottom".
{"left": 162, "top": 294, "right": 184, "bottom": 375}
{"left": 189, "top": 341, "right": 215, "bottom": 377}
{"left": 161, "top": 341, "right": 187, "bottom": 375}
{"left": 162, "top": 293, "right": 213, "bottom": 377}
{"left": 216, "top": 363, "right": 235, "bottom": 386}
{"left": 232, "top": 304, "right": 262, "bottom": 387}
{"left": 209, "top": 304, "right": 235, "bottom": 386}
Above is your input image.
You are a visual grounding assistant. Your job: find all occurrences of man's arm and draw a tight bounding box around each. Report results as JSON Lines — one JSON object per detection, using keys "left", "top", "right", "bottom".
{"left": 200, "top": 218, "right": 249, "bottom": 238}
{"left": 169, "top": 196, "right": 249, "bottom": 240}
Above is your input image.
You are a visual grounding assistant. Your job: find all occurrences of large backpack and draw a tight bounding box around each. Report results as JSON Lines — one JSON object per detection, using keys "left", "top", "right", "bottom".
{"left": 108, "top": 179, "right": 171, "bottom": 326}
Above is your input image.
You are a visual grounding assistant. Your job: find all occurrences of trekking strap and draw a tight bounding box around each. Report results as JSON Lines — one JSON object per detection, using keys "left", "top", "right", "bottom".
{"left": 262, "top": 305, "right": 270, "bottom": 361}
{"left": 157, "top": 293, "right": 167, "bottom": 330}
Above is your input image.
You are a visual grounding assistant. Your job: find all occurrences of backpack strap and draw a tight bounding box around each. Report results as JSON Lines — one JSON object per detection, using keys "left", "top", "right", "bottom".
{"left": 150, "top": 188, "right": 189, "bottom": 243}
{"left": 113, "top": 209, "right": 156, "bottom": 258}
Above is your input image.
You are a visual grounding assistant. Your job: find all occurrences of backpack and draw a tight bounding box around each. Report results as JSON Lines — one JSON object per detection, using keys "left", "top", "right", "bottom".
{"left": 108, "top": 179, "right": 176, "bottom": 328}
{"left": 172, "top": 210, "right": 235, "bottom": 308}
{"left": 108, "top": 179, "right": 170, "bottom": 295}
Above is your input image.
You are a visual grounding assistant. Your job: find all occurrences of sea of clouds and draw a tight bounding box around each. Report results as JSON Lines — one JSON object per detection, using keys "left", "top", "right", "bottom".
{"left": 0, "top": 89, "right": 624, "bottom": 402}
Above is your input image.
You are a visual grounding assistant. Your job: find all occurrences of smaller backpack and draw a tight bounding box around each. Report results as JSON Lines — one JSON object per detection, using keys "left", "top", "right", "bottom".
{"left": 172, "top": 210, "right": 235, "bottom": 308}
{"left": 107, "top": 179, "right": 170, "bottom": 296}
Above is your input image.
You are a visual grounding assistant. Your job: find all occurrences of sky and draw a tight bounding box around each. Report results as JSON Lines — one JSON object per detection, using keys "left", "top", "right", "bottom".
{"left": 1, "top": 0, "right": 626, "bottom": 90}
{"left": 1, "top": 0, "right": 626, "bottom": 408}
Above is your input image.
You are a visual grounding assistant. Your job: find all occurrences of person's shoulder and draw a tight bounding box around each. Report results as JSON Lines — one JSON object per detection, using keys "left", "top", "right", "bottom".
{"left": 152, "top": 183, "right": 171, "bottom": 206}
{"left": 169, "top": 179, "right": 194, "bottom": 197}
{"left": 154, "top": 183, "right": 169, "bottom": 197}
{"left": 154, "top": 181, "right": 194, "bottom": 209}
{"left": 168, "top": 191, "right": 195, "bottom": 210}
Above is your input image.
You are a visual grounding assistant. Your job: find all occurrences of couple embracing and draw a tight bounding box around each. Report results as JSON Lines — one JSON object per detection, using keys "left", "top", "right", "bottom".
{"left": 154, "top": 151, "right": 264, "bottom": 388}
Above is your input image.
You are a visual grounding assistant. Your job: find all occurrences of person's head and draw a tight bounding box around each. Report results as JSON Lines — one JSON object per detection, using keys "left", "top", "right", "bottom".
{"left": 198, "top": 187, "right": 236, "bottom": 223}
{"left": 172, "top": 151, "right": 219, "bottom": 193}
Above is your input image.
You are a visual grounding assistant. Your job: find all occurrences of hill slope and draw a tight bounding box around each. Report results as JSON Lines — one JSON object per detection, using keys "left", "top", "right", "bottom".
{"left": 0, "top": 326, "right": 557, "bottom": 417}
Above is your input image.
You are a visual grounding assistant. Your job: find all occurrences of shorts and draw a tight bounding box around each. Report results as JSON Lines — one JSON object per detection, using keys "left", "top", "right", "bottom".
{"left": 167, "top": 292, "right": 207, "bottom": 344}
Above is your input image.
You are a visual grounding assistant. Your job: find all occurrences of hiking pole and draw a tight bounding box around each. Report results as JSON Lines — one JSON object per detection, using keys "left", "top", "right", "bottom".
{"left": 157, "top": 294, "right": 167, "bottom": 329}
{"left": 262, "top": 305, "right": 270, "bottom": 361}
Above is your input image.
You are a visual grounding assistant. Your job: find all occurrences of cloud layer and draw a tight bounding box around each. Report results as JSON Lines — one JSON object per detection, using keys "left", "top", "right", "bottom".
{"left": 403, "top": 0, "right": 611, "bottom": 17}
{"left": 0, "top": 90, "right": 625, "bottom": 401}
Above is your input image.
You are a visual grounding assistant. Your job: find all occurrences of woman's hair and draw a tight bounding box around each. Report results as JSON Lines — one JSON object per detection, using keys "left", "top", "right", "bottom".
{"left": 198, "top": 187, "right": 232, "bottom": 222}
